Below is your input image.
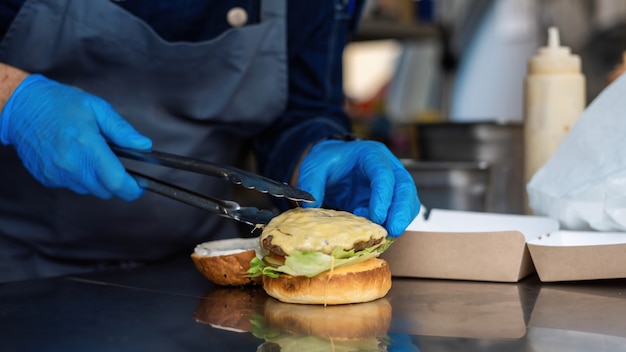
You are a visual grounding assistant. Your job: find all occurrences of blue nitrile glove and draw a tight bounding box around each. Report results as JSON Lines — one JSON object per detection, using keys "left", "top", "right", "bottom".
{"left": 298, "top": 139, "right": 420, "bottom": 237}
{"left": 0, "top": 74, "right": 152, "bottom": 200}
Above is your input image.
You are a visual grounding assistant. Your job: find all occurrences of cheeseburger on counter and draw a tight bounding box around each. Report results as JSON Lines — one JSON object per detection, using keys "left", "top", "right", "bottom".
{"left": 248, "top": 207, "right": 393, "bottom": 305}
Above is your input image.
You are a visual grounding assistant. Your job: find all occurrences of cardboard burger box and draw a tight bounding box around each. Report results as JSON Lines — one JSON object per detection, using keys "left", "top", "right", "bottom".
{"left": 382, "top": 209, "right": 558, "bottom": 282}
{"left": 382, "top": 209, "right": 626, "bottom": 283}
{"left": 527, "top": 230, "right": 626, "bottom": 282}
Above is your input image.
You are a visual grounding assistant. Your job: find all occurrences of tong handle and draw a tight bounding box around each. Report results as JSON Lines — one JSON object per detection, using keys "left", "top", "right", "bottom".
{"left": 110, "top": 144, "right": 314, "bottom": 203}
{"left": 128, "top": 170, "right": 277, "bottom": 226}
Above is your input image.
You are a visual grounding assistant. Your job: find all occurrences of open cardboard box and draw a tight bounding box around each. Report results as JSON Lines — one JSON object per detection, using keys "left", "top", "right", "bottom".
{"left": 527, "top": 231, "right": 626, "bottom": 282}
{"left": 383, "top": 209, "right": 626, "bottom": 282}
{"left": 382, "top": 209, "right": 559, "bottom": 282}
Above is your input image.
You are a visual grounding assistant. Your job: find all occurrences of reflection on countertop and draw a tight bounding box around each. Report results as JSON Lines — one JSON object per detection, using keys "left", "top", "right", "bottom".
{"left": 389, "top": 279, "right": 529, "bottom": 339}
{"left": 1, "top": 257, "right": 626, "bottom": 351}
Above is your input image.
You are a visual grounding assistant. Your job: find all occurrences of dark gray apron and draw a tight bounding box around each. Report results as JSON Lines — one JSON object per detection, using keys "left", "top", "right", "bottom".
{"left": 0, "top": 0, "right": 286, "bottom": 281}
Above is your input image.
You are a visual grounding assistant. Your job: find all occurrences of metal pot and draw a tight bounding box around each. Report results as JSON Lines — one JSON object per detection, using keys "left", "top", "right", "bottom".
{"left": 402, "top": 159, "right": 490, "bottom": 213}
{"left": 411, "top": 121, "right": 524, "bottom": 214}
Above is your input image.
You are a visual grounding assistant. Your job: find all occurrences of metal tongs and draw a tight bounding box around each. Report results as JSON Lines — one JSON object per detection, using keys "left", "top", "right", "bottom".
{"left": 110, "top": 145, "right": 315, "bottom": 226}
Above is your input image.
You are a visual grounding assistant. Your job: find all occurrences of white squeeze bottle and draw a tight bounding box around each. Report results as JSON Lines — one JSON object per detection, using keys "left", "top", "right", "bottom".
{"left": 523, "top": 26, "right": 585, "bottom": 213}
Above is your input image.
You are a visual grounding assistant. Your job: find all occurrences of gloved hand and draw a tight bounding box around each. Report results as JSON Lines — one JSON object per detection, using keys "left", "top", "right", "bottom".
{"left": 297, "top": 139, "right": 420, "bottom": 237}
{"left": 0, "top": 74, "right": 152, "bottom": 200}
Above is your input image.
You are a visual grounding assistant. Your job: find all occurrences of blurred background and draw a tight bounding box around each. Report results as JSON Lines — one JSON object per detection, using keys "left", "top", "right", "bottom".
{"left": 344, "top": 0, "right": 626, "bottom": 215}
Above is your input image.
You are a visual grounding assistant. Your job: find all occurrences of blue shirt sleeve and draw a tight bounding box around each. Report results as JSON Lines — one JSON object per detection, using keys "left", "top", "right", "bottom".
{"left": 254, "top": 0, "right": 364, "bottom": 190}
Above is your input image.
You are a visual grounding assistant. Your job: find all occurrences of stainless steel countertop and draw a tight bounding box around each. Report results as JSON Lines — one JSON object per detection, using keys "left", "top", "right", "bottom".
{"left": 2, "top": 257, "right": 626, "bottom": 351}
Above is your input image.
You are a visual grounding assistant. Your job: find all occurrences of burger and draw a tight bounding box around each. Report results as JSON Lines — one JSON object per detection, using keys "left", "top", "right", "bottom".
{"left": 248, "top": 207, "right": 393, "bottom": 305}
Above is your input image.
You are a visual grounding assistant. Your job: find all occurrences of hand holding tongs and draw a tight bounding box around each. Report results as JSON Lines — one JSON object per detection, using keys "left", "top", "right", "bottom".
{"left": 110, "top": 144, "right": 315, "bottom": 226}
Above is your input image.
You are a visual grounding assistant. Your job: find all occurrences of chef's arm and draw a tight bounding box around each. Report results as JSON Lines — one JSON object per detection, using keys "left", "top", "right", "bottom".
{"left": 0, "top": 62, "right": 28, "bottom": 113}
{"left": 0, "top": 62, "right": 152, "bottom": 201}
{"left": 253, "top": 0, "right": 354, "bottom": 192}
{"left": 254, "top": 1, "right": 419, "bottom": 236}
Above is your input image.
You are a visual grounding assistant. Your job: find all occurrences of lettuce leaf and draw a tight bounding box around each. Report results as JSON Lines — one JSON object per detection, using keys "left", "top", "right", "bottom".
{"left": 248, "top": 239, "right": 392, "bottom": 278}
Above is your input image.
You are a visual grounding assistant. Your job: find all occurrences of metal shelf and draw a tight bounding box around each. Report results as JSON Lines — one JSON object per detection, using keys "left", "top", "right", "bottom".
{"left": 352, "top": 20, "right": 441, "bottom": 41}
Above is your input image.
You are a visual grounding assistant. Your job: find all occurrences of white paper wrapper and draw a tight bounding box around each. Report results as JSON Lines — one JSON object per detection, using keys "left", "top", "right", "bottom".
{"left": 527, "top": 73, "right": 626, "bottom": 231}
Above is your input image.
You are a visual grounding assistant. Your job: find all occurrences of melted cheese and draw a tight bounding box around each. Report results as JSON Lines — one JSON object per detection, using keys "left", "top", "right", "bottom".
{"left": 261, "top": 208, "right": 387, "bottom": 255}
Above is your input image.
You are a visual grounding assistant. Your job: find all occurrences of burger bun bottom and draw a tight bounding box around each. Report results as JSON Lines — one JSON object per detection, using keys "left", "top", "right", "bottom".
{"left": 262, "top": 258, "right": 391, "bottom": 305}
